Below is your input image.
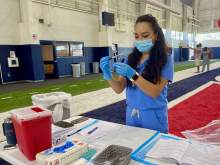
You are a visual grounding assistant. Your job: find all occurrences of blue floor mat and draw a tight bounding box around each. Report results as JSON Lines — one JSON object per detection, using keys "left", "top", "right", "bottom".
{"left": 82, "top": 68, "right": 220, "bottom": 124}
{"left": 0, "top": 158, "right": 11, "bottom": 165}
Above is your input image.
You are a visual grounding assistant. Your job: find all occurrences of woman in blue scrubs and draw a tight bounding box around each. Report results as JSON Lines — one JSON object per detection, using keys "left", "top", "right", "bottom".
{"left": 100, "top": 14, "right": 174, "bottom": 133}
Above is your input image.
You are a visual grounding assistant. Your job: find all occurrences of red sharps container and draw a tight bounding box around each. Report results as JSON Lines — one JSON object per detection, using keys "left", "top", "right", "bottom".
{"left": 12, "top": 106, "right": 52, "bottom": 161}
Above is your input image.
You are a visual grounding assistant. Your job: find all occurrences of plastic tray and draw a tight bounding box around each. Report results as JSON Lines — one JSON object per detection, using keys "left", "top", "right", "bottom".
{"left": 92, "top": 145, "right": 132, "bottom": 165}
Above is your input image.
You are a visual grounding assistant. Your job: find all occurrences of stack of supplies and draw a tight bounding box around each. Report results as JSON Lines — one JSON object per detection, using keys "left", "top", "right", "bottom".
{"left": 36, "top": 138, "right": 89, "bottom": 165}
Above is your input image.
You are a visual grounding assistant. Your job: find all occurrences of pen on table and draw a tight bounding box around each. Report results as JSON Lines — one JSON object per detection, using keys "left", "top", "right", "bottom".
{"left": 67, "top": 128, "right": 82, "bottom": 137}
{"left": 87, "top": 127, "right": 98, "bottom": 135}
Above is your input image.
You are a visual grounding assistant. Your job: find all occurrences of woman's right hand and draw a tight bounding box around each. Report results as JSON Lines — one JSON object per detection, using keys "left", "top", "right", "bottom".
{"left": 99, "top": 56, "right": 112, "bottom": 80}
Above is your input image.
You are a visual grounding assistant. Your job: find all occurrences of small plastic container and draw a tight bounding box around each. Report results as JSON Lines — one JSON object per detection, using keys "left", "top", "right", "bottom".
{"left": 12, "top": 106, "right": 52, "bottom": 161}
{"left": 92, "top": 145, "right": 132, "bottom": 165}
{"left": 32, "top": 92, "right": 72, "bottom": 122}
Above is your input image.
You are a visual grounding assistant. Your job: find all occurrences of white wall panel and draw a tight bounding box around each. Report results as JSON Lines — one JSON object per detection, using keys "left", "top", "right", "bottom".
{"left": 0, "top": 0, "right": 20, "bottom": 44}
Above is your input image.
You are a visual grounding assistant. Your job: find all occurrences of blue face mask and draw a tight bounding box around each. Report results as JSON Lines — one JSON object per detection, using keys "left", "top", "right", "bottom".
{"left": 134, "top": 39, "right": 154, "bottom": 53}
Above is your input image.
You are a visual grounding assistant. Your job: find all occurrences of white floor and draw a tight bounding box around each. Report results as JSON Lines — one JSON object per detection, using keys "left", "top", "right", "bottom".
{"left": 0, "top": 61, "right": 220, "bottom": 142}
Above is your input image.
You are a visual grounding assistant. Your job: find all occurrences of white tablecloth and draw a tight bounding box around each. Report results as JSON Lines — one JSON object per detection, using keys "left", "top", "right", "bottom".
{"left": 0, "top": 116, "right": 174, "bottom": 165}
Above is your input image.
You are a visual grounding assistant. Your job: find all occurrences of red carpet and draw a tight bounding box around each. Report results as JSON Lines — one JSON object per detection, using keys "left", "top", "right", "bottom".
{"left": 168, "top": 83, "right": 220, "bottom": 137}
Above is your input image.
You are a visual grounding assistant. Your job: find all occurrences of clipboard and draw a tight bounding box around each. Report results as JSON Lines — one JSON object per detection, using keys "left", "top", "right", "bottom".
{"left": 130, "top": 132, "right": 182, "bottom": 165}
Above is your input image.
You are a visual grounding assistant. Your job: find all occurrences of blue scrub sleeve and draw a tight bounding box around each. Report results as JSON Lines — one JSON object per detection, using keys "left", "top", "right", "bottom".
{"left": 162, "top": 54, "right": 174, "bottom": 82}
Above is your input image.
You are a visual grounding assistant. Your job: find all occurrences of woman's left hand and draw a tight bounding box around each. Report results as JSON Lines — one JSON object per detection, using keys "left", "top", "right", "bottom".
{"left": 113, "top": 62, "right": 136, "bottom": 79}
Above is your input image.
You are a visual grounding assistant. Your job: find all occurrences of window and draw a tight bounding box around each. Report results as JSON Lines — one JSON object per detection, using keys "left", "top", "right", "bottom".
{"left": 55, "top": 42, "right": 69, "bottom": 57}
{"left": 146, "top": 4, "right": 166, "bottom": 28}
{"left": 70, "top": 42, "right": 84, "bottom": 56}
{"left": 197, "top": 32, "right": 220, "bottom": 41}
{"left": 162, "top": 28, "right": 166, "bottom": 35}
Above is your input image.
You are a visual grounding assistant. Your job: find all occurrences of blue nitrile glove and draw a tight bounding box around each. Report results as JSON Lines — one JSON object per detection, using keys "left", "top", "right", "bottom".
{"left": 53, "top": 141, "right": 74, "bottom": 153}
{"left": 99, "top": 56, "right": 112, "bottom": 80}
{"left": 113, "top": 62, "right": 136, "bottom": 79}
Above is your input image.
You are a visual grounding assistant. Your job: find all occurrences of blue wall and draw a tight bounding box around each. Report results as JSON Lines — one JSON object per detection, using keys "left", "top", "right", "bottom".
{"left": 173, "top": 47, "right": 220, "bottom": 60}
{"left": 57, "top": 56, "right": 85, "bottom": 76}
{"left": 210, "top": 47, "right": 220, "bottom": 59}
{"left": 16, "top": 45, "right": 45, "bottom": 81}
{"left": 0, "top": 45, "right": 44, "bottom": 83}
{"left": 16, "top": 45, "right": 34, "bottom": 81}
{"left": 29, "top": 45, "right": 45, "bottom": 80}
{"left": 0, "top": 43, "right": 194, "bottom": 84}
{"left": 182, "top": 48, "right": 189, "bottom": 61}
{"left": 84, "top": 46, "right": 110, "bottom": 74}
{"left": 0, "top": 45, "right": 21, "bottom": 83}
{"left": 57, "top": 46, "right": 133, "bottom": 76}
{"left": 173, "top": 48, "right": 180, "bottom": 62}
{"left": 40, "top": 39, "right": 113, "bottom": 76}
{"left": 57, "top": 46, "right": 112, "bottom": 76}
{"left": 173, "top": 48, "right": 189, "bottom": 62}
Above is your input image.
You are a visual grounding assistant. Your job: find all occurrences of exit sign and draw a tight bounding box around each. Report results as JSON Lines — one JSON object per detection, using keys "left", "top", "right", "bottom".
{"left": 214, "top": 19, "right": 220, "bottom": 28}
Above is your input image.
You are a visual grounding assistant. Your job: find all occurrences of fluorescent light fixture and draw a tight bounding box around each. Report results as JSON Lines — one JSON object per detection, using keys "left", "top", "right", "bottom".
{"left": 188, "top": 16, "right": 200, "bottom": 23}
{"left": 188, "top": 22, "right": 200, "bottom": 27}
{"left": 145, "top": 0, "right": 180, "bottom": 15}
{"left": 158, "top": 19, "right": 166, "bottom": 22}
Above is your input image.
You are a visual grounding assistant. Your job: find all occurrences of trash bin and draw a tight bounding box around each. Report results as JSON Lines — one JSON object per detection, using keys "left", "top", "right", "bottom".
{"left": 92, "top": 62, "right": 99, "bottom": 73}
{"left": 80, "top": 62, "right": 85, "bottom": 76}
{"left": 31, "top": 92, "right": 72, "bottom": 123}
{"left": 71, "top": 63, "right": 80, "bottom": 78}
{"left": 215, "top": 76, "right": 220, "bottom": 82}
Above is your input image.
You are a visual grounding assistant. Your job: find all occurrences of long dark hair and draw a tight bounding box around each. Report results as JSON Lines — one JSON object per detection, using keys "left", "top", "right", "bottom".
{"left": 127, "top": 14, "right": 168, "bottom": 85}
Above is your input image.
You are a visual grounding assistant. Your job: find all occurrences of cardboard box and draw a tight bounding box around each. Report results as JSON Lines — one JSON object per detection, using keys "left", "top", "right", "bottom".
{"left": 42, "top": 45, "right": 54, "bottom": 61}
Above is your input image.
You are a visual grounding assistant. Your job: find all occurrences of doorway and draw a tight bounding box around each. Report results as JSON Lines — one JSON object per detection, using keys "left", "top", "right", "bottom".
{"left": 41, "top": 45, "right": 58, "bottom": 79}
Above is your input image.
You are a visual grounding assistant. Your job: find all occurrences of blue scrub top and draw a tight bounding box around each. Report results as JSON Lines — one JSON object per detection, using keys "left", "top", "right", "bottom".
{"left": 126, "top": 54, "right": 174, "bottom": 111}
